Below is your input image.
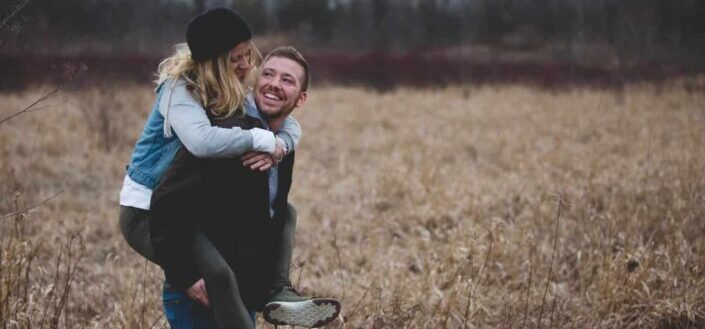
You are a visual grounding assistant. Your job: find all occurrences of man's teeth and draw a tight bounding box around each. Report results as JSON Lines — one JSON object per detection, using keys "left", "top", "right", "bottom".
{"left": 264, "top": 92, "right": 280, "bottom": 100}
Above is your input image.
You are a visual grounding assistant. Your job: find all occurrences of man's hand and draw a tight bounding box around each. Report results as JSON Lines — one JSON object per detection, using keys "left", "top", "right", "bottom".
{"left": 241, "top": 152, "right": 276, "bottom": 171}
{"left": 186, "top": 278, "right": 210, "bottom": 307}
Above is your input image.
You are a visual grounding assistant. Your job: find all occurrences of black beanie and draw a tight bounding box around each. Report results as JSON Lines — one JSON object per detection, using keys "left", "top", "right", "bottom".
{"left": 186, "top": 8, "right": 252, "bottom": 62}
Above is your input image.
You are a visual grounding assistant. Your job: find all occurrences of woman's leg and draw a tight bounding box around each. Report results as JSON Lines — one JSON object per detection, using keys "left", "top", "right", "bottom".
{"left": 192, "top": 229, "right": 255, "bottom": 329}
{"left": 121, "top": 206, "right": 253, "bottom": 328}
{"left": 119, "top": 205, "right": 157, "bottom": 263}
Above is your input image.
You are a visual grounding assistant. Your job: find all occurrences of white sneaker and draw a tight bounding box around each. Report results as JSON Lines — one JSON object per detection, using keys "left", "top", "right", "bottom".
{"left": 263, "top": 298, "right": 341, "bottom": 327}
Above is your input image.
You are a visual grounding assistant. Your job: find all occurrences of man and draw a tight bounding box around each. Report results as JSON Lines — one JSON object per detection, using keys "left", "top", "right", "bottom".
{"left": 150, "top": 47, "right": 341, "bottom": 329}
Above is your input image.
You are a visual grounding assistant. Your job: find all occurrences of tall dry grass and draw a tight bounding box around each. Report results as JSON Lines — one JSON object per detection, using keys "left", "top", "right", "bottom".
{"left": 0, "top": 78, "right": 704, "bottom": 328}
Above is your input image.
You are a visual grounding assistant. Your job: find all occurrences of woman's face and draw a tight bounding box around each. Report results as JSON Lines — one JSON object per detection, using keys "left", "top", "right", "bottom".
{"left": 229, "top": 42, "right": 252, "bottom": 81}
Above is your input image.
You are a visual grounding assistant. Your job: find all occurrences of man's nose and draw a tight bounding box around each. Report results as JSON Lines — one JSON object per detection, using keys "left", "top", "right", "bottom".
{"left": 269, "top": 76, "right": 282, "bottom": 88}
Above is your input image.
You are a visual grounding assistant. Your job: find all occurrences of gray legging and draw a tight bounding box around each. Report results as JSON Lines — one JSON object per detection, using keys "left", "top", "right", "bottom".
{"left": 119, "top": 205, "right": 297, "bottom": 329}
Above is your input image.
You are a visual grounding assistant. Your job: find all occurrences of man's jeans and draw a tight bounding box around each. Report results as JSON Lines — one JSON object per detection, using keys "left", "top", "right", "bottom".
{"left": 163, "top": 282, "right": 256, "bottom": 329}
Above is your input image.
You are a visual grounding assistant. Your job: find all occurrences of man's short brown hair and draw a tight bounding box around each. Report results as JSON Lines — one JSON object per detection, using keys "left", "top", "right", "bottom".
{"left": 263, "top": 46, "right": 310, "bottom": 92}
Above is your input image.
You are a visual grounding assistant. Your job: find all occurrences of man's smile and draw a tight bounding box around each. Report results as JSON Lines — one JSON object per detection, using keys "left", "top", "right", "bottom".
{"left": 263, "top": 91, "right": 282, "bottom": 101}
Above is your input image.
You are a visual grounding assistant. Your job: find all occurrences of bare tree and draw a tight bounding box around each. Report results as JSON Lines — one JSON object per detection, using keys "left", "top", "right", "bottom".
{"left": 0, "top": 0, "right": 55, "bottom": 126}
{"left": 0, "top": 0, "right": 70, "bottom": 220}
{"left": 0, "top": 0, "right": 30, "bottom": 48}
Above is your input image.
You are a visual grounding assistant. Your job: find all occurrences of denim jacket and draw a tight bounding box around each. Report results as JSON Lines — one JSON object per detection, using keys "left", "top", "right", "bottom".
{"left": 126, "top": 83, "right": 179, "bottom": 189}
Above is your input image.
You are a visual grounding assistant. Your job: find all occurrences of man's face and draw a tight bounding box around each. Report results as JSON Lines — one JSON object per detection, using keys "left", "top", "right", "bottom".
{"left": 254, "top": 56, "right": 307, "bottom": 119}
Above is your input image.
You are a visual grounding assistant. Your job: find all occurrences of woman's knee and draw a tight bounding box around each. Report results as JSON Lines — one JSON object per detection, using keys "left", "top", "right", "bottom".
{"left": 119, "top": 206, "right": 157, "bottom": 261}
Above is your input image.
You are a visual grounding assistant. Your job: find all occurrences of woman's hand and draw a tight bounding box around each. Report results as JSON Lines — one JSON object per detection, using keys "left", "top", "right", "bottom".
{"left": 241, "top": 138, "right": 286, "bottom": 171}
{"left": 272, "top": 138, "right": 286, "bottom": 163}
{"left": 186, "top": 278, "right": 210, "bottom": 307}
{"left": 241, "top": 152, "right": 276, "bottom": 171}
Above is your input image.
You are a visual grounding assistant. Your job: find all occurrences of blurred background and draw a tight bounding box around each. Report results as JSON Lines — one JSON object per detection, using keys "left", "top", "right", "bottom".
{"left": 2, "top": 2, "right": 705, "bottom": 328}
{"left": 2, "top": 0, "right": 705, "bottom": 89}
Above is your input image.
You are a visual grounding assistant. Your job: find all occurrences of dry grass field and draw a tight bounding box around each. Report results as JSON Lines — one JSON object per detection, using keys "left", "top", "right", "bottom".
{"left": 1, "top": 79, "right": 704, "bottom": 329}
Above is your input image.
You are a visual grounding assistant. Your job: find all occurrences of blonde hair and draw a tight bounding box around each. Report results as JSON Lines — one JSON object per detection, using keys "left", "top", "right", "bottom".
{"left": 156, "top": 41, "right": 262, "bottom": 118}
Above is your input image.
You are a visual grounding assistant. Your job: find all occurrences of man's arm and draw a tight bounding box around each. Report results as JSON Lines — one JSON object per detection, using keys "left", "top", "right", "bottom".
{"left": 277, "top": 116, "right": 302, "bottom": 154}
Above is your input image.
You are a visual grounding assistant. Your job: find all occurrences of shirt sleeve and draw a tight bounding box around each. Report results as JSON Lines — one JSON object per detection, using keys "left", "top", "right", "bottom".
{"left": 277, "top": 115, "right": 302, "bottom": 153}
{"left": 159, "top": 80, "right": 276, "bottom": 157}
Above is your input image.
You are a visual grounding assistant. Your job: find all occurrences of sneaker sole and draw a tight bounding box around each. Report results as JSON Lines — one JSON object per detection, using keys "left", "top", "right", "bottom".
{"left": 263, "top": 298, "right": 341, "bottom": 327}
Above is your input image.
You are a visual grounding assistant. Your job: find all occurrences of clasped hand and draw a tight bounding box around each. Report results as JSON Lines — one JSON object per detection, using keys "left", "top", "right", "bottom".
{"left": 241, "top": 139, "right": 285, "bottom": 171}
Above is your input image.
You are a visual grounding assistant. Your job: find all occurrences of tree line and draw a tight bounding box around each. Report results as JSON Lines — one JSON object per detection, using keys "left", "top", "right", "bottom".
{"left": 1, "top": 0, "right": 703, "bottom": 67}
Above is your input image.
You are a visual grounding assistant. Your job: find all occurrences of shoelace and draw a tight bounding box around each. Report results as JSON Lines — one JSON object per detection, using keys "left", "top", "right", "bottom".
{"left": 281, "top": 282, "right": 302, "bottom": 296}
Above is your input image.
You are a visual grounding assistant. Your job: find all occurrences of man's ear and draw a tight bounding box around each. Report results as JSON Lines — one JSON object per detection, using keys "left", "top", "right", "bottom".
{"left": 295, "top": 91, "right": 307, "bottom": 108}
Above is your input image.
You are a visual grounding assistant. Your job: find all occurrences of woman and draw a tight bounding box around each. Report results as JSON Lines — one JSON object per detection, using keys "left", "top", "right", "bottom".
{"left": 118, "top": 8, "right": 299, "bottom": 328}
